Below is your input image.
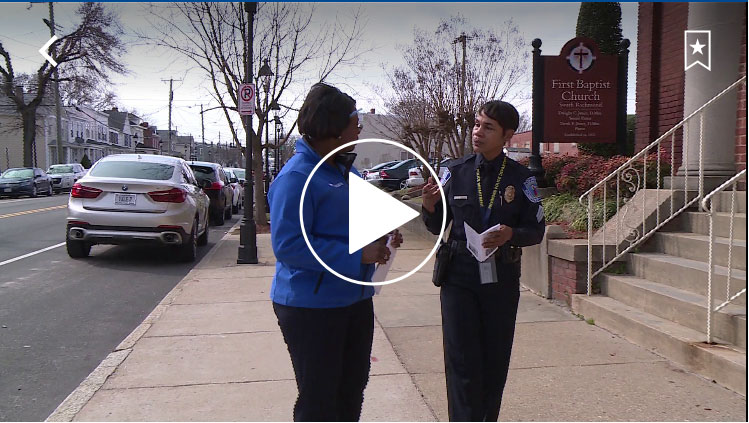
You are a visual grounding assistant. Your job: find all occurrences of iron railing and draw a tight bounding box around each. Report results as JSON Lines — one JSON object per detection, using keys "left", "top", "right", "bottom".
{"left": 700, "top": 169, "right": 746, "bottom": 344}
{"left": 579, "top": 77, "right": 746, "bottom": 295}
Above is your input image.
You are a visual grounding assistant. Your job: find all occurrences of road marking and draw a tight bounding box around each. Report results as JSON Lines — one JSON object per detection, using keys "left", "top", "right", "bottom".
{"left": 0, "top": 242, "right": 66, "bottom": 267}
{"left": 0, "top": 204, "right": 67, "bottom": 219}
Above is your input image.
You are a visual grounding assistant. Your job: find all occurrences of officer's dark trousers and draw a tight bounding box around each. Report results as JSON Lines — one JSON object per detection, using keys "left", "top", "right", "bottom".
{"left": 440, "top": 278, "right": 520, "bottom": 421}
{"left": 273, "top": 298, "right": 374, "bottom": 422}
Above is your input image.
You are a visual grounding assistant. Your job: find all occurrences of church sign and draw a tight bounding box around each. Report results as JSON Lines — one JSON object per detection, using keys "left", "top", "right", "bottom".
{"left": 532, "top": 37, "right": 628, "bottom": 145}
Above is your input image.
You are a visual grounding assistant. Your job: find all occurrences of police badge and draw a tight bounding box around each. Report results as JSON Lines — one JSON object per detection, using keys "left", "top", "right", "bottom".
{"left": 504, "top": 185, "right": 515, "bottom": 203}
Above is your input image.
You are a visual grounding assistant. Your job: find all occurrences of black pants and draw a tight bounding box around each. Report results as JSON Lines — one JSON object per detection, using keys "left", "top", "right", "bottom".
{"left": 273, "top": 298, "right": 374, "bottom": 422}
{"left": 440, "top": 279, "right": 520, "bottom": 421}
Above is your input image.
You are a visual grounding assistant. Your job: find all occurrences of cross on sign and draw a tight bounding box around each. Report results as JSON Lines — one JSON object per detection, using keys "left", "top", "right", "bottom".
{"left": 574, "top": 48, "right": 589, "bottom": 69}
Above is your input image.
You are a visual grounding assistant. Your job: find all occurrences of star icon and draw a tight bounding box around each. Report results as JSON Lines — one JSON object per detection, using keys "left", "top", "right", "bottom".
{"left": 690, "top": 39, "right": 706, "bottom": 55}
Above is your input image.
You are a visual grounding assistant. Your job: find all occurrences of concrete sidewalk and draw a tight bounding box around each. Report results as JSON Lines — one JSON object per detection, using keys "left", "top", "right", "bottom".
{"left": 48, "top": 226, "right": 746, "bottom": 421}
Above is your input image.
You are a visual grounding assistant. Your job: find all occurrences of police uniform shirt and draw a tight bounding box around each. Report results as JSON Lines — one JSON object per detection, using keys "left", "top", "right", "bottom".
{"left": 422, "top": 152, "right": 545, "bottom": 284}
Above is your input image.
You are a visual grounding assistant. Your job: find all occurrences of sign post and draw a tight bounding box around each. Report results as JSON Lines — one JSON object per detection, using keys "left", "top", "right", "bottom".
{"left": 531, "top": 37, "right": 629, "bottom": 185}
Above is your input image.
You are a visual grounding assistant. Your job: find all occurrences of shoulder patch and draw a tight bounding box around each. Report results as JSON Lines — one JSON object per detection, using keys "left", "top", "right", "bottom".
{"left": 522, "top": 176, "right": 542, "bottom": 203}
{"left": 439, "top": 168, "right": 451, "bottom": 186}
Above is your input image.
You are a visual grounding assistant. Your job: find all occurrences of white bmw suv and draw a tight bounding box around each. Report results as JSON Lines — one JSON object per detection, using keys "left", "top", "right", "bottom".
{"left": 66, "top": 154, "right": 210, "bottom": 262}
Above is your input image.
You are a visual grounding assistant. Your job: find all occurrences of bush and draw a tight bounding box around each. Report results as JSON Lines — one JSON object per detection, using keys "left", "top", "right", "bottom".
{"left": 555, "top": 152, "right": 670, "bottom": 198}
{"left": 542, "top": 192, "right": 618, "bottom": 234}
{"left": 80, "top": 154, "right": 92, "bottom": 169}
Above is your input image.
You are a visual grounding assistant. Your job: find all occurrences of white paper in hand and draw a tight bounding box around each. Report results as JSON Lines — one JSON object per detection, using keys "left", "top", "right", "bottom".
{"left": 372, "top": 235, "right": 397, "bottom": 294}
{"left": 463, "top": 221, "right": 502, "bottom": 262}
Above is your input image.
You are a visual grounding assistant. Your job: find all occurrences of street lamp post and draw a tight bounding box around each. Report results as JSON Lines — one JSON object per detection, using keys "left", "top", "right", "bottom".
{"left": 258, "top": 59, "right": 274, "bottom": 197}
{"left": 237, "top": 2, "right": 258, "bottom": 265}
{"left": 270, "top": 100, "right": 281, "bottom": 175}
{"left": 273, "top": 115, "right": 281, "bottom": 176}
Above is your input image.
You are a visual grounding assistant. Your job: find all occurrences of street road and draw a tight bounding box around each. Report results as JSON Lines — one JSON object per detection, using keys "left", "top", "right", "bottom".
{"left": 0, "top": 194, "right": 238, "bottom": 421}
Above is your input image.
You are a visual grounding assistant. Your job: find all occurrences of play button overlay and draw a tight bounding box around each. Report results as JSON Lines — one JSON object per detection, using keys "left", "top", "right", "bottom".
{"left": 299, "top": 138, "right": 447, "bottom": 286}
{"left": 348, "top": 172, "right": 420, "bottom": 254}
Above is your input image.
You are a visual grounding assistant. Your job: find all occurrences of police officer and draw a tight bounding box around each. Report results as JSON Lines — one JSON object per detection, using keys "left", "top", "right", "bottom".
{"left": 422, "top": 100, "right": 545, "bottom": 421}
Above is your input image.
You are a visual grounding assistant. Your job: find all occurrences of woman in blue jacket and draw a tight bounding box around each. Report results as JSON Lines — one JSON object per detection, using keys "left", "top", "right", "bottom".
{"left": 268, "top": 83, "right": 400, "bottom": 421}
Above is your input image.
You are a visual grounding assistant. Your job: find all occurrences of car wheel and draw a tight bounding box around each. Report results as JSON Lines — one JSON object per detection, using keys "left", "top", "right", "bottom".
{"left": 178, "top": 219, "right": 198, "bottom": 262}
{"left": 232, "top": 200, "right": 239, "bottom": 214}
{"left": 197, "top": 218, "right": 209, "bottom": 246}
{"left": 31, "top": 185, "right": 38, "bottom": 198}
{"left": 399, "top": 179, "right": 409, "bottom": 190}
{"left": 225, "top": 203, "right": 232, "bottom": 219}
{"left": 46, "top": 185, "right": 53, "bottom": 196}
{"left": 214, "top": 208, "right": 225, "bottom": 226}
{"left": 66, "top": 235, "right": 91, "bottom": 259}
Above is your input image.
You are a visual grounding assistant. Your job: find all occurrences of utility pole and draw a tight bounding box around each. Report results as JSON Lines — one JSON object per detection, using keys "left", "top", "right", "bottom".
{"left": 48, "top": 2, "right": 63, "bottom": 165}
{"left": 161, "top": 78, "right": 181, "bottom": 155}
{"left": 453, "top": 32, "right": 473, "bottom": 156}
{"left": 201, "top": 104, "right": 205, "bottom": 145}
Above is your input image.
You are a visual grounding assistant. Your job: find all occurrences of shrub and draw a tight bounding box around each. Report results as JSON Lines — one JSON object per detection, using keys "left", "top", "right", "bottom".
{"left": 555, "top": 152, "right": 671, "bottom": 198}
{"left": 80, "top": 154, "right": 92, "bottom": 169}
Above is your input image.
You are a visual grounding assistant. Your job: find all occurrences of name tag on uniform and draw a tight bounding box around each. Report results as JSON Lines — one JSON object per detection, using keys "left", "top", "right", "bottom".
{"left": 479, "top": 257, "right": 499, "bottom": 284}
{"left": 453, "top": 195, "right": 468, "bottom": 200}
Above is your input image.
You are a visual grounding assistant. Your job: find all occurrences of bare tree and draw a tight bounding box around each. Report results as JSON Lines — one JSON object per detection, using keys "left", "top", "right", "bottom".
{"left": 143, "top": 2, "right": 368, "bottom": 225}
{"left": 0, "top": 3, "right": 126, "bottom": 167}
{"left": 59, "top": 70, "right": 119, "bottom": 110}
{"left": 382, "top": 16, "right": 528, "bottom": 163}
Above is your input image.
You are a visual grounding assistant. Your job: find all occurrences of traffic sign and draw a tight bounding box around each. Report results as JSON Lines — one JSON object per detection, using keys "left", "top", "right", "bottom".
{"left": 238, "top": 83, "right": 256, "bottom": 116}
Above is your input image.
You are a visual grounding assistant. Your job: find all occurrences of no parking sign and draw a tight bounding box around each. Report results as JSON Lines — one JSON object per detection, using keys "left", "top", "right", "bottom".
{"left": 238, "top": 83, "right": 256, "bottom": 116}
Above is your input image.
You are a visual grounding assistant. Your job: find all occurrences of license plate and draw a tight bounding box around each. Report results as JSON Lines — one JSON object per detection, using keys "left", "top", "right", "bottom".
{"left": 114, "top": 193, "right": 137, "bottom": 206}
{"left": 3, "top": 188, "right": 10, "bottom": 193}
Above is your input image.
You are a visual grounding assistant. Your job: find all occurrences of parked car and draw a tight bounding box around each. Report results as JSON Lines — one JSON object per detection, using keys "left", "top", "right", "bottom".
{"left": 47, "top": 163, "right": 85, "bottom": 193}
{"left": 0, "top": 167, "right": 53, "bottom": 198}
{"left": 406, "top": 158, "right": 452, "bottom": 187}
{"left": 369, "top": 159, "right": 418, "bottom": 191}
{"left": 225, "top": 167, "right": 246, "bottom": 186}
{"left": 361, "top": 160, "right": 398, "bottom": 180}
{"left": 505, "top": 147, "right": 531, "bottom": 161}
{"left": 65, "top": 154, "right": 210, "bottom": 262}
{"left": 224, "top": 168, "right": 243, "bottom": 213}
{"left": 187, "top": 161, "right": 234, "bottom": 225}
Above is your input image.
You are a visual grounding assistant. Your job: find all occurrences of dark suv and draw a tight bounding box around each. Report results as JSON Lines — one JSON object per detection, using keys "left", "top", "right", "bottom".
{"left": 187, "top": 161, "right": 234, "bottom": 225}
{"left": 376, "top": 159, "right": 418, "bottom": 191}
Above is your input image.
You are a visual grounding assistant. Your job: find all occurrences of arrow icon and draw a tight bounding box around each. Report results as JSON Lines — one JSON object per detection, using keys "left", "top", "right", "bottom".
{"left": 39, "top": 35, "right": 58, "bottom": 67}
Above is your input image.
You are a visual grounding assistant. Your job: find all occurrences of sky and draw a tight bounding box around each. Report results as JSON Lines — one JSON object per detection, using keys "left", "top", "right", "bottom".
{"left": 0, "top": 2, "right": 638, "bottom": 148}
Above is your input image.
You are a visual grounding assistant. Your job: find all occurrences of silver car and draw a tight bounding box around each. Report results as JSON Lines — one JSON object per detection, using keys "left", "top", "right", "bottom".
{"left": 66, "top": 154, "right": 211, "bottom": 262}
{"left": 47, "top": 163, "right": 84, "bottom": 193}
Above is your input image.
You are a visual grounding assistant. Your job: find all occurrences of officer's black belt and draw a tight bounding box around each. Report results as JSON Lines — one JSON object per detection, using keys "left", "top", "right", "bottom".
{"left": 448, "top": 239, "right": 522, "bottom": 264}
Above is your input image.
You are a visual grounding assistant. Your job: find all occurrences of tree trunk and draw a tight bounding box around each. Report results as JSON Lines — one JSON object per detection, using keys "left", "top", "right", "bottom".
{"left": 21, "top": 108, "right": 37, "bottom": 168}
{"left": 252, "top": 137, "right": 268, "bottom": 225}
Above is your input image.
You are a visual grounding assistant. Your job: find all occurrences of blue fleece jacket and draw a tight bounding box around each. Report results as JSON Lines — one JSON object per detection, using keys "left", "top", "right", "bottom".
{"left": 268, "top": 138, "right": 375, "bottom": 308}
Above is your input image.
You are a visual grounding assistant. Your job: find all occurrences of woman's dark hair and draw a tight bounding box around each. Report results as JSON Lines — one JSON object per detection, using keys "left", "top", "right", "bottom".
{"left": 298, "top": 83, "right": 356, "bottom": 142}
{"left": 477, "top": 101, "right": 520, "bottom": 134}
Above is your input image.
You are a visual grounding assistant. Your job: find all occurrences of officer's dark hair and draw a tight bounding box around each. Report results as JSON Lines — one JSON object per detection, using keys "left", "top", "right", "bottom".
{"left": 298, "top": 83, "right": 356, "bottom": 143}
{"left": 477, "top": 101, "right": 520, "bottom": 134}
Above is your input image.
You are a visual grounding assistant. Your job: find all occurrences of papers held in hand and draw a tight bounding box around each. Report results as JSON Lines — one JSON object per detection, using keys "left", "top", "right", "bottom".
{"left": 463, "top": 222, "right": 502, "bottom": 262}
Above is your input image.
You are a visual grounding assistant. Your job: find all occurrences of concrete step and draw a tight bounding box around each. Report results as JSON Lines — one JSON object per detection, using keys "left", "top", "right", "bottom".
{"left": 711, "top": 190, "right": 746, "bottom": 214}
{"left": 572, "top": 294, "right": 747, "bottom": 395}
{"left": 646, "top": 232, "right": 746, "bottom": 270}
{"left": 600, "top": 274, "right": 746, "bottom": 348}
{"left": 678, "top": 211, "right": 746, "bottom": 240}
{"left": 629, "top": 253, "right": 746, "bottom": 306}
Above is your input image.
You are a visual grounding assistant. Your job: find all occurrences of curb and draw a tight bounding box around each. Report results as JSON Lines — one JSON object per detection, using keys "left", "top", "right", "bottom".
{"left": 46, "top": 221, "right": 243, "bottom": 422}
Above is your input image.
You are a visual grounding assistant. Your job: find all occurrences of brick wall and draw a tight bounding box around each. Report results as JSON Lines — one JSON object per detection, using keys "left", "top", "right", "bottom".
{"left": 636, "top": 3, "right": 689, "bottom": 174}
{"left": 736, "top": 9, "right": 747, "bottom": 173}
{"left": 550, "top": 256, "right": 587, "bottom": 305}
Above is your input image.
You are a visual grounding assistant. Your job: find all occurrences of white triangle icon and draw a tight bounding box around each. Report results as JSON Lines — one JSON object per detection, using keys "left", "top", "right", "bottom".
{"left": 348, "top": 172, "right": 420, "bottom": 254}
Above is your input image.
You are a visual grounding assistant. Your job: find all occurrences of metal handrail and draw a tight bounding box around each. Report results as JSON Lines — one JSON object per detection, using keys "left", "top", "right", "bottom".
{"left": 702, "top": 169, "right": 746, "bottom": 344}
{"left": 578, "top": 76, "right": 746, "bottom": 295}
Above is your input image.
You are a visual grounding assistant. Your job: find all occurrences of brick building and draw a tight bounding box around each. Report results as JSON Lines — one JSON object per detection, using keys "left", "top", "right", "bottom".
{"left": 636, "top": 3, "right": 746, "bottom": 185}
